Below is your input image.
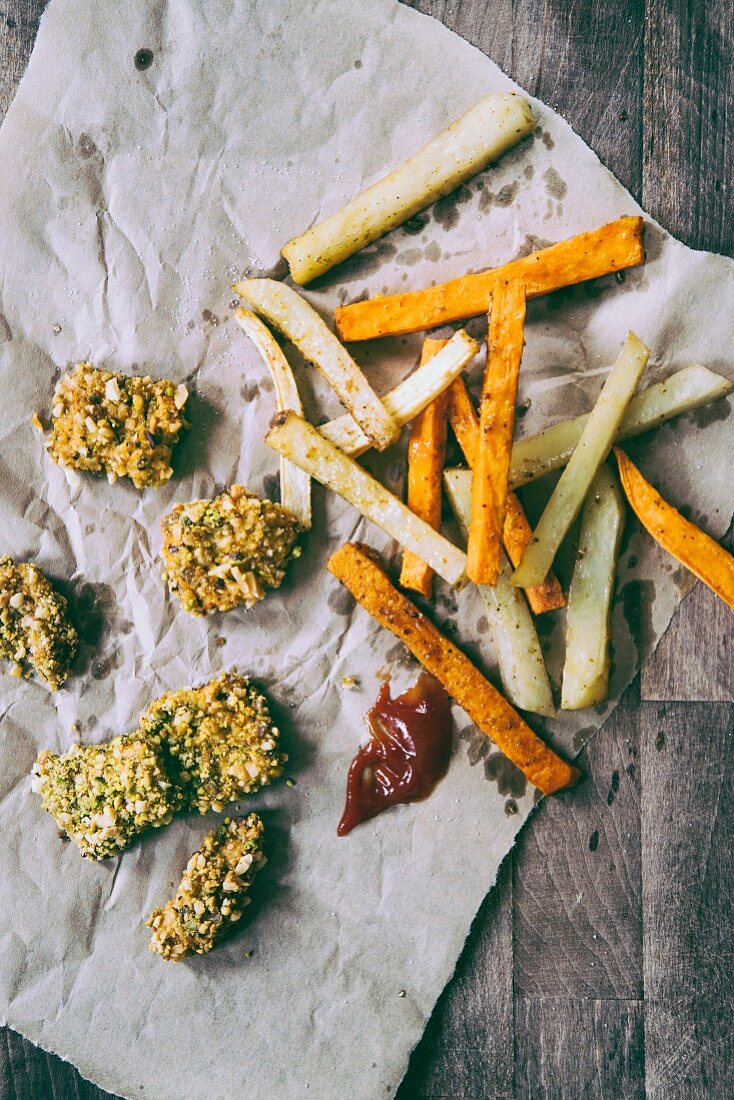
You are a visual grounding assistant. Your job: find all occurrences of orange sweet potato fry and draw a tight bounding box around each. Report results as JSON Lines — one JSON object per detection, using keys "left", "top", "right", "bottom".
{"left": 448, "top": 376, "right": 565, "bottom": 611}
{"left": 335, "top": 216, "right": 645, "bottom": 341}
{"left": 400, "top": 338, "right": 450, "bottom": 597}
{"left": 614, "top": 448, "right": 734, "bottom": 611}
{"left": 467, "top": 280, "right": 527, "bottom": 586}
{"left": 502, "top": 494, "right": 566, "bottom": 613}
{"left": 327, "top": 542, "right": 581, "bottom": 795}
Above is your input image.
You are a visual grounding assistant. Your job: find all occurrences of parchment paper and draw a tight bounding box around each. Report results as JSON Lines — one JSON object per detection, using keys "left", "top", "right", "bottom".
{"left": 0, "top": 1, "right": 732, "bottom": 1097}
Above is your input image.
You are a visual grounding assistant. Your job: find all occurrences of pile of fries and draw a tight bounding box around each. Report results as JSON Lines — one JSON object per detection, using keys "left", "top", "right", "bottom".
{"left": 232, "top": 93, "right": 733, "bottom": 799}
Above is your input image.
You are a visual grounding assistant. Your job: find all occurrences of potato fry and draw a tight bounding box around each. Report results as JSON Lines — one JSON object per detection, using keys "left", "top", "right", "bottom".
{"left": 448, "top": 377, "right": 565, "bottom": 611}
{"left": 232, "top": 278, "right": 398, "bottom": 451}
{"left": 561, "top": 466, "right": 625, "bottom": 710}
{"left": 282, "top": 93, "right": 534, "bottom": 285}
{"left": 327, "top": 543, "right": 579, "bottom": 794}
{"left": 509, "top": 365, "right": 732, "bottom": 488}
{"left": 614, "top": 448, "right": 734, "bottom": 611}
{"left": 320, "top": 329, "right": 479, "bottom": 456}
{"left": 335, "top": 216, "right": 645, "bottom": 341}
{"left": 233, "top": 308, "right": 311, "bottom": 529}
{"left": 400, "top": 339, "right": 450, "bottom": 597}
{"left": 512, "top": 332, "right": 649, "bottom": 588}
{"left": 444, "top": 470, "right": 555, "bottom": 717}
{"left": 266, "top": 412, "right": 467, "bottom": 587}
{"left": 467, "top": 280, "right": 526, "bottom": 585}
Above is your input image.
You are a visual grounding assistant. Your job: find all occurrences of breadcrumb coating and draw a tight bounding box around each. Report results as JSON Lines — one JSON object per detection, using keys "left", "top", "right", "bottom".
{"left": 32, "top": 733, "right": 181, "bottom": 860}
{"left": 139, "top": 670, "right": 286, "bottom": 814}
{"left": 0, "top": 556, "right": 78, "bottom": 689}
{"left": 46, "top": 362, "right": 188, "bottom": 489}
{"left": 161, "top": 485, "right": 302, "bottom": 615}
{"left": 148, "top": 814, "right": 266, "bottom": 960}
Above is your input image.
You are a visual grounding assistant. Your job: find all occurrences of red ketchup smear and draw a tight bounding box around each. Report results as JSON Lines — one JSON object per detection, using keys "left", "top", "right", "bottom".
{"left": 337, "top": 672, "right": 453, "bottom": 836}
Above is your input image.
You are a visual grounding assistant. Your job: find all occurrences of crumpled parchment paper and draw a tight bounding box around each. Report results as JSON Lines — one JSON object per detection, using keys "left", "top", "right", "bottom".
{"left": 0, "top": 1, "right": 732, "bottom": 1097}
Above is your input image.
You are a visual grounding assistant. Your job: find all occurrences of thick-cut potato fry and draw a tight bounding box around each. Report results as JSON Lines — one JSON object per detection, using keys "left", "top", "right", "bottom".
{"left": 448, "top": 377, "right": 565, "bottom": 611}
{"left": 400, "top": 339, "right": 450, "bottom": 596}
{"left": 266, "top": 412, "right": 467, "bottom": 587}
{"left": 327, "top": 543, "right": 579, "bottom": 794}
{"left": 444, "top": 470, "right": 555, "bottom": 717}
{"left": 335, "top": 216, "right": 645, "bottom": 341}
{"left": 282, "top": 93, "right": 534, "bottom": 285}
{"left": 232, "top": 278, "right": 398, "bottom": 451}
{"left": 512, "top": 332, "right": 649, "bottom": 588}
{"left": 467, "top": 280, "right": 526, "bottom": 585}
{"left": 320, "top": 329, "right": 479, "bottom": 456}
{"left": 233, "top": 308, "right": 311, "bottom": 529}
{"left": 509, "top": 365, "right": 732, "bottom": 488}
{"left": 614, "top": 448, "right": 734, "bottom": 611}
{"left": 561, "top": 466, "right": 625, "bottom": 710}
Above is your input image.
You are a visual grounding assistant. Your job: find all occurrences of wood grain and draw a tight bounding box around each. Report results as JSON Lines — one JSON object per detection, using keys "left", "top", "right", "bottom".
{"left": 514, "top": 996, "right": 645, "bottom": 1100}
{"left": 513, "top": 683, "right": 642, "bottom": 1000}
{"left": 1, "top": 1, "right": 732, "bottom": 1098}
{"left": 639, "top": 701, "right": 734, "bottom": 1098}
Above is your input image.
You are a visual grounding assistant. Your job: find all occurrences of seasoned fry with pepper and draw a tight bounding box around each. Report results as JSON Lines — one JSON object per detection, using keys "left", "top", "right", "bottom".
{"left": 46, "top": 363, "right": 189, "bottom": 489}
{"left": 139, "top": 671, "right": 286, "bottom": 815}
{"left": 161, "top": 485, "right": 303, "bottom": 615}
{"left": 148, "top": 815, "right": 266, "bottom": 961}
{"left": 0, "top": 556, "right": 78, "bottom": 689}
{"left": 31, "top": 733, "right": 182, "bottom": 860}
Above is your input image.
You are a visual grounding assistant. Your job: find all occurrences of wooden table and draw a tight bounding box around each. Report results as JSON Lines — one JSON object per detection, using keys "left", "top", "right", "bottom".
{"left": 2, "top": 2, "right": 732, "bottom": 1097}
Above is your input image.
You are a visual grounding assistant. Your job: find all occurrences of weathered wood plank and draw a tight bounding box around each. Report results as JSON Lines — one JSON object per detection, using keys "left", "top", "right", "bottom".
{"left": 0, "top": 0, "right": 46, "bottom": 118}
{"left": 514, "top": 996, "right": 645, "bottom": 1100}
{"left": 1, "top": 1028, "right": 112, "bottom": 1100}
{"left": 641, "top": 570, "right": 733, "bottom": 702}
{"left": 643, "top": 0, "right": 734, "bottom": 256}
{"left": 396, "top": 858, "right": 514, "bottom": 1099}
{"left": 406, "top": 0, "right": 644, "bottom": 200}
{"left": 513, "top": 682, "right": 642, "bottom": 999}
{"left": 640, "top": 0, "right": 734, "bottom": 702}
{"left": 639, "top": 701, "right": 734, "bottom": 1099}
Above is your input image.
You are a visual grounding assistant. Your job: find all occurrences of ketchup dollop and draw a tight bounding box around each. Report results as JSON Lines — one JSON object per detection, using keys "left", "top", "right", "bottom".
{"left": 337, "top": 672, "right": 453, "bottom": 836}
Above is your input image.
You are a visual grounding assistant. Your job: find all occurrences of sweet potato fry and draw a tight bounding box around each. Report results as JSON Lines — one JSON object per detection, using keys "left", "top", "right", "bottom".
{"left": 467, "top": 280, "right": 526, "bottom": 585}
{"left": 447, "top": 375, "right": 480, "bottom": 467}
{"left": 335, "top": 216, "right": 644, "bottom": 341}
{"left": 448, "top": 376, "right": 564, "bottom": 611}
{"left": 400, "top": 338, "right": 450, "bottom": 597}
{"left": 327, "top": 542, "right": 580, "bottom": 795}
{"left": 502, "top": 495, "right": 566, "bottom": 613}
{"left": 614, "top": 448, "right": 734, "bottom": 611}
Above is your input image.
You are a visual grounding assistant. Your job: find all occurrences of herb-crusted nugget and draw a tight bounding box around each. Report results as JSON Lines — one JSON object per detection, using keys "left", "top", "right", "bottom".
{"left": 161, "top": 485, "right": 302, "bottom": 615}
{"left": 31, "top": 733, "right": 181, "bottom": 860}
{"left": 140, "top": 671, "right": 285, "bottom": 814}
{"left": 46, "top": 363, "right": 188, "bottom": 489}
{"left": 0, "top": 556, "right": 78, "bottom": 689}
{"left": 148, "top": 814, "right": 266, "bottom": 960}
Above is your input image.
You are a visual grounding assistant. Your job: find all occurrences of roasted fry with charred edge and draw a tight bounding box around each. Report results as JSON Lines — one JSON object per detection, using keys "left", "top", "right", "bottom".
{"left": 467, "top": 280, "right": 526, "bottom": 585}
{"left": 614, "top": 448, "right": 734, "bottom": 611}
{"left": 400, "top": 338, "right": 450, "bottom": 596}
{"left": 447, "top": 377, "right": 565, "bottom": 611}
{"left": 327, "top": 542, "right": 580, "bottom": 795}
{"left": 335, "top": 216, "right": 645, "bottom": 341}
